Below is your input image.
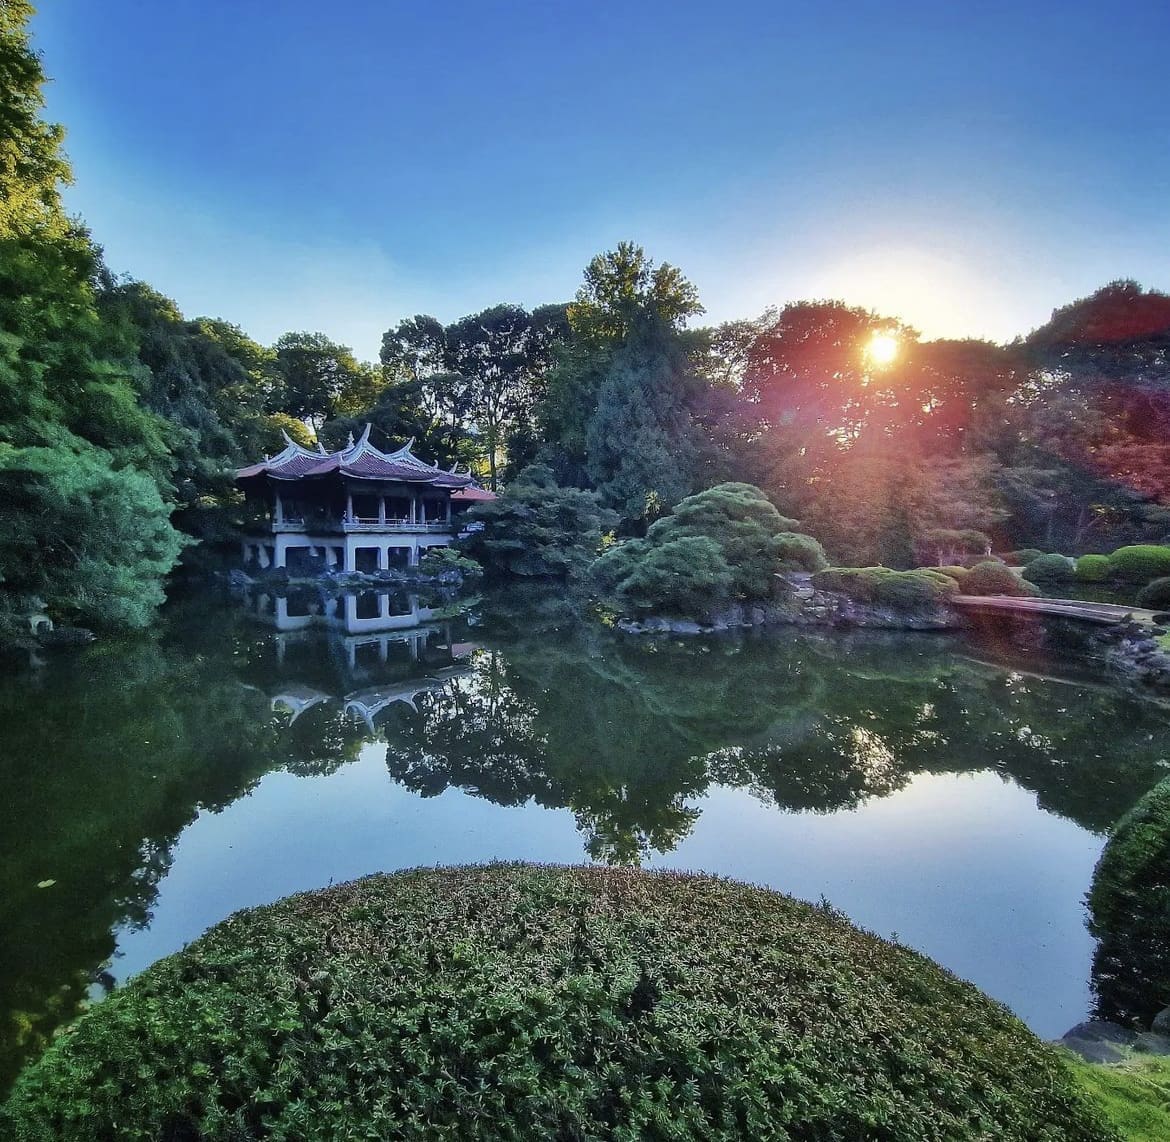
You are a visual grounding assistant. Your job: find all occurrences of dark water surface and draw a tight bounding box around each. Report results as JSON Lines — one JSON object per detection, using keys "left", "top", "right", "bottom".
{"left": 2, "top": 586, "right": 1168, "bottom": 1088}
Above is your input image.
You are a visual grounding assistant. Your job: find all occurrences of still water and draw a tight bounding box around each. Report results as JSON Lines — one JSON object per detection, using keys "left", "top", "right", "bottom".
{"left": 2, "top": 585, "right": 1168, "bottom": 1088}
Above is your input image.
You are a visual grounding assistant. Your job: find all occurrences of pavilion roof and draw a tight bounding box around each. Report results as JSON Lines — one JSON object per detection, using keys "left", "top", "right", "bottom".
{"left": 236, "top": 425, "right": 473, "bottom": 488}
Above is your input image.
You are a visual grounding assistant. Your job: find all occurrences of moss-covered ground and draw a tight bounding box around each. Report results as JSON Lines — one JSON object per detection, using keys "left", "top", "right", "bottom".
{"left": 1064, "top": 1054, "right": 1170, "bottom": 1141}
{"left": 2, "top": 864, "right": 1112, "bottom": 1140}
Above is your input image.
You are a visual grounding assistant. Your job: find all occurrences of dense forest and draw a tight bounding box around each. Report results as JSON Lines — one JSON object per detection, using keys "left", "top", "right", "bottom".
{"left": 1, "top": 1, "right": 1169, "bottom": 637}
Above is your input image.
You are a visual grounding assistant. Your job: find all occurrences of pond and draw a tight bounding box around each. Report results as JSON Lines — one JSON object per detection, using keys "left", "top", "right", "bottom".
{"left": 2, "top": 585, "right": 1168, "bottom": 1090}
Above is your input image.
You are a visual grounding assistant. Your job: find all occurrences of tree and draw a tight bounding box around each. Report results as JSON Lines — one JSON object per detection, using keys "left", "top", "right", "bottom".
{"left": 272, "top": 332, "right": 378, "bottom": 429}
{"left": 0, "top": 433, "right": 186, "bottom": 630}
{"left": 567, "top": 241, "right": 702, "bottom": 345}
{"left": 380, "top": 305, "right": 569, "bottom": 488}
{"left": 458, "top": 465, "right": 617, "bottom": 578}
{"left": 0, "top": 3, "right": 182, "bottom": 630}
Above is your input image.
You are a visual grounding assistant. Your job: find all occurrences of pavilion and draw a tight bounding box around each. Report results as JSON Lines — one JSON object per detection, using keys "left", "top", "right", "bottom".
{"left": 236, "top": 425, "right": 492, "bottom": 572}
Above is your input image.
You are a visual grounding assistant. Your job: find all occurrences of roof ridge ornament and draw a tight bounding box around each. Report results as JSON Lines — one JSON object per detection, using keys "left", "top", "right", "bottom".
{"left": 346, "top": 431, "right": 355, "bottom": 449}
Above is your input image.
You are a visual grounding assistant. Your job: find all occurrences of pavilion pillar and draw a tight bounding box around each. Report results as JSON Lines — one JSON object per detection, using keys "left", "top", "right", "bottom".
{"left": 274, "top": 489, "right": 284, "bottom": 525}
{"left": 378, "top": 495, "right": 386, "bottom": 526}
{"left": 345, "top": 491, "right": 354, "bottom": 523}
{"left": 445, "top": 498, "right": 452, "bottom": 526}
{"left": 410, "top": 495, "right": 417, "bottom": 526}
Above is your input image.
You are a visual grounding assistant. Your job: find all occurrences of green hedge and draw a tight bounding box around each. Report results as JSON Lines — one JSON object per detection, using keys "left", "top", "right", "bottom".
{"left": 811, "top": 566, "right": 958, "bottom": 610}
{"left": 1076, "top": 554, "right": 1112, "bottom": 583}
{"left": 1022, "top": 553, "right": 1077, "bottom": 583}
{"left": 1, "top": 865, "right": 1109, "bottom": 1141}
{"left": 1108, "top": 546, "right": 1170, "bottom": 584}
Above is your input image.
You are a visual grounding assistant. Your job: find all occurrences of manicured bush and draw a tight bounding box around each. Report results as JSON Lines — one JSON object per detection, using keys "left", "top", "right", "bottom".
{"left": 1076, "top": 554, "right": 1112, "bottom": 583}
{"left": 1137, "top": 577, "right": 1170, "bottom": 609}
{"left": 1004, "top": 549, "right": 1046, "bottom": 566}
{"left": 644, "top": 482, "right": 798, "bottom": 600}
{"left": 591, "top": 483, "right": 810, "bottom": 613}
{"left": 1108, "top": 545, "right": 1170, "bottom": 584}
{"left": 1, "top": 865, "right": 1110, "bottom": 1141}
{"left": 811, "top": 567, "right": 958, "bottom": 610}
{"left": 1022, "top": 553, "right": 1077, "bottom": 584}
{"left": 773, "top": 530, "right": 829, "bottom": 573}
{"left": 604, "top": 536, "right": 734, "bottom": 616}
{"left": 922, "top": 565, "right": 971, "bottom": 588}
{"left": 962, "top": 561, "right": 1041, "bottom": 598}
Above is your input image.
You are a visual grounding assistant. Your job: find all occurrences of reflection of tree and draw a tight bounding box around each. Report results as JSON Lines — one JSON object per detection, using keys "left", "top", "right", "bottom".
{"left": 385, "top": 592, "right": 1170, "bottom": 872}
{"left": 0, "top": 601, "right": 365, "bottom": 1089}
{"left": 1087, "top": 777, "right": 1170, "bottom": 1027}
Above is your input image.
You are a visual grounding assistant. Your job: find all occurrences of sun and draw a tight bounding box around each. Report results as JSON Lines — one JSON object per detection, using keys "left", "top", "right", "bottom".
{"left": 865, "top": 332, "right": 899, "bottom": 368}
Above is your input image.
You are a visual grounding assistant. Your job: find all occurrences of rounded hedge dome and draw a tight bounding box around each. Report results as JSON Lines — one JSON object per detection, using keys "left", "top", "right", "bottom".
{"left": 3, "top": 865, "right": 1107, "bottom": 1141}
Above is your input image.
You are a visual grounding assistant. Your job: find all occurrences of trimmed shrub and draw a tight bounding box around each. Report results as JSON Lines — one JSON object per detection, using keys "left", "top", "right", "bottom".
{"left": 962, "top": 561, "right": 1041, "bottom": 597}
{"left": 1004, "top": 549, "right": 1046, "bottom": 566}
{"left": 1108, "top": 545, "right": 1170, "bottom": 584}
{"left": 605, "top": 535, "right": 734, "bottom": 616}
{"left": 1076, "top": 554, "right": 1111, "bottom": 583}
{"left": 1137, "top": 577, "right": 1170, "bottom": 609}
{"left": 773, "top": 530, "right": 829, "bottom": 573}
{"left": 645, "top": 483, "right": 799, "bottom": 600}
{"left": 923, "top": 565, "right": 971, "bottom": 588}
{"left": 811, "top": 567, "right": 958, "bottom": 611}
{"left": 0, "top": 865, "right": 1110, "bottom": 1141}
{"left": 1022, "top": 553, "right": 1077, "bottom": 584}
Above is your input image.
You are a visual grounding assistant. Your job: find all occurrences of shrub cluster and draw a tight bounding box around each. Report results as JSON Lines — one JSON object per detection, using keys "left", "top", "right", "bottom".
{"left": 417, "top": 546, "right": 483, "bottom": 580}
{"left": 1004, "top": 548, "right": 1047, "bottom": 566}
{"left": 1108, "top": 545, "right": 1170, "bottom": 584}
{"left": 1137, "top": 577, "right": 1170, "bottom": 610}
{"left": 591, "top": 483, "right": 820, "bottom": 615}
{"left": 811, "top": 567, "right": 959, "bottom": 611}
{"left": 1022, "top": 553, "right": 1077, "bottom": 583}
{"left": 459, "top": 465, "right": 618, "bottom": 579}
{"left": 1, "top": 865, "right": 1110, "bottom": 1141}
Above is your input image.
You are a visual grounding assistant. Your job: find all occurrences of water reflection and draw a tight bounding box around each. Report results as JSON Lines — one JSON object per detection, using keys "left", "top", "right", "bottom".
{"left": 1, "top": 585, "right": 1168, "bottom": 1087}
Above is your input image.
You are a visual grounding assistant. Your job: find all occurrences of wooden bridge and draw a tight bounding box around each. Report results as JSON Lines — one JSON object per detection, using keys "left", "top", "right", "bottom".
{"left": 952, "top": 595, "right": 1163, "bottom": 627}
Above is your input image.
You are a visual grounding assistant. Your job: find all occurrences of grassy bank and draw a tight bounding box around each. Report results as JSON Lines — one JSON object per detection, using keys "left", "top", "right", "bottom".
{"left": 1065, "top": 1055, "right": 1170, "bottom": 1140}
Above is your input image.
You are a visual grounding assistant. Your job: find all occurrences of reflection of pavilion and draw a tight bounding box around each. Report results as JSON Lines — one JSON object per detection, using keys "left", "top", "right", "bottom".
{"left": 248, "top": 589, "right": 439, "bottom": 635}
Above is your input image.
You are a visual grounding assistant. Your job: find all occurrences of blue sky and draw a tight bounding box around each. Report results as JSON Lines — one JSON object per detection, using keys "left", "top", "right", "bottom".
{"left": 32, "top": 0, "right": 1170, "bottom": 360}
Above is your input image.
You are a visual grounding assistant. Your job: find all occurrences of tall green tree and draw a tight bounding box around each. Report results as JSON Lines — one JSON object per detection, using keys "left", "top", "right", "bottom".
{"left": 0, "top": 2, "right": 183, "bottom": 629}
{"left": 272, "top": 332, "right": 378, "bottom": 430}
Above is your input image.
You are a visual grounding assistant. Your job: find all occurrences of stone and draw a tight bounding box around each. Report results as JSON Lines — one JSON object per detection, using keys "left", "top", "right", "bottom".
{"left": 1152, "top": 1006, "right": 1170, "bottom": 1036}
{"left": 1133, "top": 1031, "right": 1170, "bottom": 1055}
{"left": 1056, "top": 1020, "right": 1138, "bottom": 1063}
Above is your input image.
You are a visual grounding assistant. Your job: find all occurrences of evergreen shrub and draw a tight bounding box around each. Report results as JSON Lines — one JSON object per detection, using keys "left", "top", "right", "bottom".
{"left": 1076, "top": 555, "right": 1112, "bottom": 583}
{"left": 1022, "top": 554, "right": 1077, "bottom": 583}
{"left": 962, "top": 562, "right": 1041, "bottom": 597}
{"left": 1108, "top": 546, "right": 1170, "bottom": 584}
{"left": 1, "top": 865, "right": 1111, "bottom": 1141}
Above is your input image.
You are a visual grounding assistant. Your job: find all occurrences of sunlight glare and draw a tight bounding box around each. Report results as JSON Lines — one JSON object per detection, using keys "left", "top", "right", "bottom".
{"left": 866, "top": 332, "right": 899, "bottom": 367}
